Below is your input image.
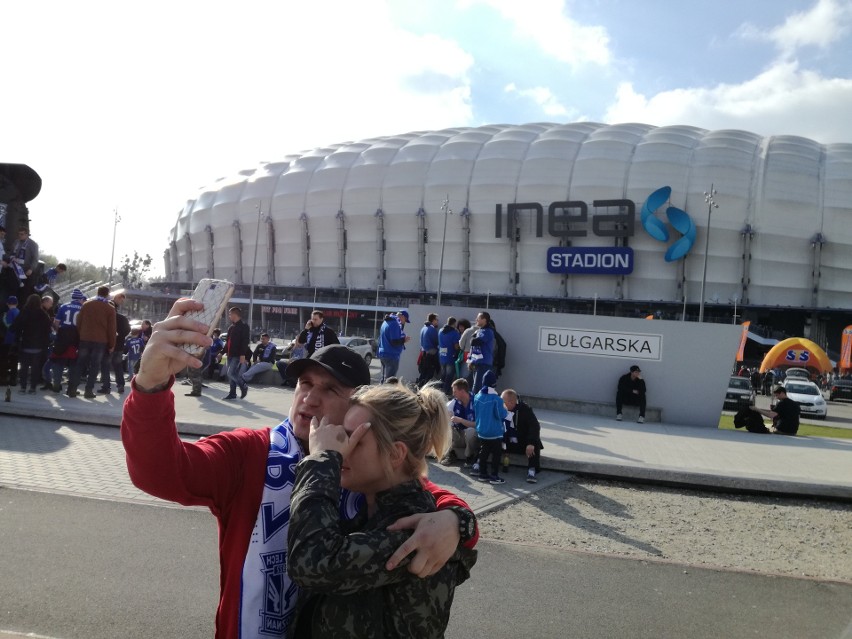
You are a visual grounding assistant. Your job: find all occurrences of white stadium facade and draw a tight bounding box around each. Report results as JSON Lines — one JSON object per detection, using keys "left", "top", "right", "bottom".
{"left": 163, "top": 122, "right": 852, "bottom": 357}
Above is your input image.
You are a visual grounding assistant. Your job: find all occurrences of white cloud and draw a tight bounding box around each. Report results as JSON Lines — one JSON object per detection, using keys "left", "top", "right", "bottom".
{"left": 466, "top": 0, "right": 612, "bottom": 67}
{"left": 738, "top": 0, "right": 852, "bottom": 58}
{"left": 604, "top": 61, "right": 852, "bottom": 144}
{"left": 505, "top": 82, "right": 572, "bottom": 116}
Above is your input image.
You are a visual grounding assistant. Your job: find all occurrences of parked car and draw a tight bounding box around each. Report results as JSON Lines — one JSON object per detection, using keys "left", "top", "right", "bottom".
{"left": 829, "top": 377, "right": 852, "bottom": 402}
{"left": 724, "top": 376, "right": 755, "bottom": 410}
{"left": 781, "top": 381, "right": 827, "bottom": 419}
{"left": 782, "top": 367, "right": 811, "bottom": 381}
{"left": 338, "top": 336, "right": 374, "bottom": 365}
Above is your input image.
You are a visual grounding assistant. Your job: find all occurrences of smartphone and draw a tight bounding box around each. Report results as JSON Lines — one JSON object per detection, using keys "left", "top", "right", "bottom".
{"left": 181, "top": 278, "right": 235, "bottom": 357}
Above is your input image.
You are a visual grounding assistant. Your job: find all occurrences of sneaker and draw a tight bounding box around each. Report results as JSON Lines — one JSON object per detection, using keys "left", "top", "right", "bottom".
{"left": 439, "top": 450, "right": 457, "bottom": 466}
{"left": 240, "top": 385, "right": 248, "bottom": 399}
{"left": 637, "top": 416, "right": 645, "bottom": 424}
{"left": 468, "top": 463, "right": 480, "bottom": 475}
{"left": 66, "top": 390, "right": 79, "bottom": 398}
{"left": 489, "top": 475, "right": 506, "bottom": 485}
{"left": 83, "top": 390, "right": 97, "bottom": 399}
{"left": 98, "top": 388, "right": 111, "bottom": 394}
{"left": 475, "top": 474, "right": 492, "bottom": 483}
{"left": 117, "top": 387, "right": 125, "bottom": 394}
{"left": 616, "top": 413, "right": 623, "bottom": 421}
{"left": 39, "top": 384, "right": 52, "bottom": 391}
{"left": 463, "top": 456, "right": 476, "bottom": 468}
{"left": 223, "top": 394, "right": 237, "bottom": 400}
{"left": 52, "top": 382, "right": 62, "bottom": 393}
{"left": 27, "top": 388, "right": 37, "bottom": 394}
{"left": 526, "top": 469, "right": 538, "bottom": 483}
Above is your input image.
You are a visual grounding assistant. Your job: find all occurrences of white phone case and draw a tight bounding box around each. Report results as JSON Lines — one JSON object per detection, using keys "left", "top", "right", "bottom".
{"left": 181, "top": 278, "right": 235, "bottom": 357}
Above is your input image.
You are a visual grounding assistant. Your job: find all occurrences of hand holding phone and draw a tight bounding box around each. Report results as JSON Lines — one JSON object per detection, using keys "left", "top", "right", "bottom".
{"left": 180, "top": 279, "right": 235, "bottom": 357}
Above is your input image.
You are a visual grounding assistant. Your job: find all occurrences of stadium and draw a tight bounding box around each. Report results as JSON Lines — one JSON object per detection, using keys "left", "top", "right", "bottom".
{"left": 163, "top": 122, "right": 852, "bottom": 355}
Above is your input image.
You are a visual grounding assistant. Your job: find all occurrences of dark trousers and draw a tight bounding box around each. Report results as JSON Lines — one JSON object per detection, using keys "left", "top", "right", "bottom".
{"left": 616, "top": 390, "right": 646, "bottom": 417}
{"left": 471, "top": 363, "right": 492, "bottom": 395}
{"left": 0, "top": 343, "right": 18, "bottom": 385}
{"left": 440, "top": 362, "right": 456, "bottom": 394}
{"left": 477, "top": 438, "right": 503, "bottom": 478}
{"left": 70, "top": 341, "right": 107, "bottom": 392}
{"left": 18, "top": 349, "right": 46, "bottom": 390}
{"left": 507, "top": 442, "right": 542, "bottom": 472}
{"left": 100, "top": 350, "right": 125, "bottom": 391}
{"left": 51, "top": 358, "right": 76, "bottom": 390}
{"left": 417, "top": 352, "right": 439, "bottom": 387}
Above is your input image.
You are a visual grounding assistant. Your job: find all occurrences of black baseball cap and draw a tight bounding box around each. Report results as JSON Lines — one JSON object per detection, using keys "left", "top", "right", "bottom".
{"left": 630, "top": 365, "right": 642, "bottom": 372}
{"left": 286, "top": 344, "right": 371, "bottom": 388}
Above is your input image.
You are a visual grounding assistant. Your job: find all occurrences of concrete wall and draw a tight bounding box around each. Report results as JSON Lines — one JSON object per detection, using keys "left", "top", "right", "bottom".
{"left": 400, "top": 304, "right": 743, "bottom": 427}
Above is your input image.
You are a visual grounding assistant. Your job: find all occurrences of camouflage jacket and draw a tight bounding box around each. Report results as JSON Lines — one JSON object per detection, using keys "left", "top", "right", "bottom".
{"left": 287, "top": 451, "right": 477, "bottom": 638}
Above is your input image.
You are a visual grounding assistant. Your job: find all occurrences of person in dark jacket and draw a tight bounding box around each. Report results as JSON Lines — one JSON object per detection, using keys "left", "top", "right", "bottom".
{"left": 296, "top": 310, "right": 339, "bottom": 357}
{"left": 287, "top": 383, "right": 476, "bottom": 638}
{"left": 616, "top": 364, "right": 647, "bottom": 423}
{"left": 501, "top": 389, "right": 544, "bottom": 483}
{"left": 223, "top": 306, "right": 251, "bottom": 400}
{"left": 101, "top": 289, "right": 131, "bottom": 394}
{"left": 11, "top": 293, "right": 52, "bottom": 393}
{"left": 416, "top": 312, "right": 440, "bottom": 387}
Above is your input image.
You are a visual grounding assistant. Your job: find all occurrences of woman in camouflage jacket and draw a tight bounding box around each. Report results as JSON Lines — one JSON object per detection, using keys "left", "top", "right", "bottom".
{"left": 288, "top": 384, "right": 477, "bottom": 638}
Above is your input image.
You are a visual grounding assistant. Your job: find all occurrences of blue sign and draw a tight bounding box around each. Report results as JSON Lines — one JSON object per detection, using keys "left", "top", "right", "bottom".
{"left": 640, "top": 186, "right": 696, "bottom": 262}
{"left": 547, "top": 247, "right": 634, "bottom": 275}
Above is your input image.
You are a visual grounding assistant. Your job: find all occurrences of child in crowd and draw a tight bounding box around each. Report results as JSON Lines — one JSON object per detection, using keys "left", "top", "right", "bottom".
{"left": 287, "top": 383, "right": 477, "bottom": 637}
{"left": 124, "top": 328, "right": 145, "bottom": 375}
{"left": 472, "top": 369, "right": 508, "bottom": 484}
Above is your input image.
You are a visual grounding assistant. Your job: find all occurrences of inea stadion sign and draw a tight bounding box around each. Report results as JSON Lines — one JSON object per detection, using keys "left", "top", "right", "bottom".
{"left": 495, "top": 187, "right": 695, "bottom": 276}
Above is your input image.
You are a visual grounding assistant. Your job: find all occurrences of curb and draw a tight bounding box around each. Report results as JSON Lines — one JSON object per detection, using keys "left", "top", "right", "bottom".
{"left": 5, "top": 402, "right": 851, "bottom": 502}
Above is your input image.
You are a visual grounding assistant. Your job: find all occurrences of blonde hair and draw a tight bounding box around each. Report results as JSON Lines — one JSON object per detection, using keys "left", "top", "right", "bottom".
{"left": 349, "top": 383, "right": 450, "bottom": 479}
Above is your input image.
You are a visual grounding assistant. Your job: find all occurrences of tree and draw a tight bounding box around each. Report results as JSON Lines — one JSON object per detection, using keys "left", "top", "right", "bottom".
{"left": 65, "top": 258, "right": 109, "bottom": 283}
{"left": 118, "top": 251, "right": 153, "bottom": 289}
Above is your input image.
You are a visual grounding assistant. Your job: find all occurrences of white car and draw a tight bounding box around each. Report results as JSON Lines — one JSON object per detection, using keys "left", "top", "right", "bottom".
{"left": 338, "top": 336, "right": 374, "bottom": 365}
{"left": 781, "top": 381, "right": 828, "bottom": 419}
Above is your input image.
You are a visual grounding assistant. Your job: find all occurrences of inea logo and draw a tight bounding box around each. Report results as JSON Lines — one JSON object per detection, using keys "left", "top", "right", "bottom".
{"left": 641, "top": 187, "right": 696, "bottom": 262}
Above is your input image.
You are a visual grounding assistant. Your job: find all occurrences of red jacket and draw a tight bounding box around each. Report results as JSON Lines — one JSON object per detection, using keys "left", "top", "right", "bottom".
{"left": 121, "top": 378, "right": 477, "bottom": 638}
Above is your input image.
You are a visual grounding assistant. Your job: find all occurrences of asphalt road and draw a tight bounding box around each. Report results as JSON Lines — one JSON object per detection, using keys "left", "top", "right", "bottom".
{"left": 2, "top": 488, "right": 851, "bottom": 639}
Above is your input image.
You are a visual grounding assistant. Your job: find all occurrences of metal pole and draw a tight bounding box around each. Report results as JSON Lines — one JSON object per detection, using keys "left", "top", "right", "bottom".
{"left": 698, "top": 185, "right": 718, "bottom": 323}
{"left": 108, "top": 208, "right": 120, "bottom": 284}
{"left": 437, "top": 196, "right": 451, "bottom": 306}
{"left": 593, "top": 293, "right": 597, "bottom": 316}
{"left": 248, "top": 203, "right": 262, "bottom": 333}
{"left": 344, "top": 287, "right": 351, "bottom": 335}
{"left": 374, "top": 284, "right": 383, "bottom": 339}
{"left": 486, "top": 291, "right": 490, "bottom": 309}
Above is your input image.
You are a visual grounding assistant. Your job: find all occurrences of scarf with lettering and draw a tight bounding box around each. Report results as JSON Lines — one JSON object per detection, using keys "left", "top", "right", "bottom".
{"left": 239, "top": 419, "right": 362, "bottom": 638}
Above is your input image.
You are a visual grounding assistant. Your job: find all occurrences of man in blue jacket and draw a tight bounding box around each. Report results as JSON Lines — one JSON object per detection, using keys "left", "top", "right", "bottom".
{"left": 438, "top": 317, "right": 460, "bottom": 394}
{"left": 468, "top": 312, "right": 494, "bottom": 394}
{"left": 378, "top": 310, "right": 410, "bottom": 383}
{"left": 416, "top": 312, "right": 440, "bottom": 387}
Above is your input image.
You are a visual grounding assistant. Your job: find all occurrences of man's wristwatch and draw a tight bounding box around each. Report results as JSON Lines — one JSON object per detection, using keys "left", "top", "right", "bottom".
{"left": 447, "top": 506, "right": 476, "bottom": 544}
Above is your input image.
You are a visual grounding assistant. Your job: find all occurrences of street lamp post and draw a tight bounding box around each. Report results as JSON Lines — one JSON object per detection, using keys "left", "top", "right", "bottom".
{"left": 108, "top": 208, "right": 121, "bottom": 284}
{"left": 373, "top": 284, "right": 384, "bottom": 339}
{"left": 344, "top": 286, "right": 351, "bottom": 335}
{"left": 698, "top": 185, "right": 718, "bottom": 323}
{"left": 436, "top": 195, "right": 451, "bottom": 307}
{"left": 248, "top": 203, "right": 263, "bottom": 334}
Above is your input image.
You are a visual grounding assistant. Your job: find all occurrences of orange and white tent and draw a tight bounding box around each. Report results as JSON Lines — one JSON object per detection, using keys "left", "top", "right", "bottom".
{"left": 759, "top": 338, "right": 833, "bottom": 374}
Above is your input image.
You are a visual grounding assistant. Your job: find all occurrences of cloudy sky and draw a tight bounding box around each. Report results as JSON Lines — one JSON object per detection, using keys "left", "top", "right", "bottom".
{"left": 5, "top": 0, "right": 852, "bottom": 276}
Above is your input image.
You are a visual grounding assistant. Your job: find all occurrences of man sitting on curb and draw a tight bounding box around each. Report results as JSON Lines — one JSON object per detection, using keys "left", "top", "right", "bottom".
{"left": 616, "top": 364, "right": 647, "bottom": 423}
{"left": 501, "top": 389, "right": 543, "bottom": 483}
{"left": 757, "top": 384, "right": 800, "bottom": 435}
